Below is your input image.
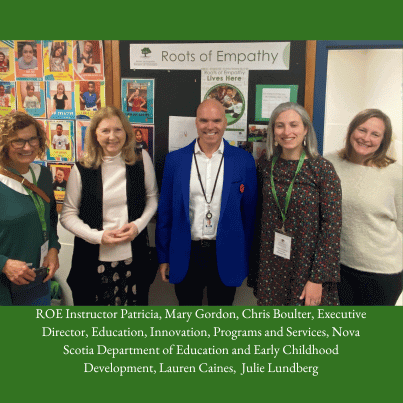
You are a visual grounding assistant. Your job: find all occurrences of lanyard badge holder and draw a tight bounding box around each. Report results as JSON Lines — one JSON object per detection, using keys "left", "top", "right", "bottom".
{"left": 23, "top": 166, "right": 49, "bottom": 266}
{"left": 193, "top": 151, "right": 224, "bottom": 236}
{"left": 271, "top": 151, "right": 305, "bottom": 260}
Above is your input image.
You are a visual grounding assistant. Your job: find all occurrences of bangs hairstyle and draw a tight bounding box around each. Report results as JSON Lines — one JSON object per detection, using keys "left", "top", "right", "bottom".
{"left": 80, "top": 106, "right": 139, "bottom": 169}
{"left": 0, "top": 111, "right": 47, "bottom": 167}
{"left": 265, "top": 102, "right": 319, "bottom": 160}
{"left": 339, "top": 109, "right": 395, "bottom": 168}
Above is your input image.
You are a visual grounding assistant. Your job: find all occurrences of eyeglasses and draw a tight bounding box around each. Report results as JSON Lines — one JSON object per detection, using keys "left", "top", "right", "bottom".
{"left": 10, "top": 137, "right": 40, "bottom": 149}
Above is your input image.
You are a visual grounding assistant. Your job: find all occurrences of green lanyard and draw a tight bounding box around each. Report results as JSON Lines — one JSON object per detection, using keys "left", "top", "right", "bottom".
{"left": 23, "top": 166, "right": 48, "bottom": 242}
{"left": 270, "top": 151, "right": 306, "bottom": 230}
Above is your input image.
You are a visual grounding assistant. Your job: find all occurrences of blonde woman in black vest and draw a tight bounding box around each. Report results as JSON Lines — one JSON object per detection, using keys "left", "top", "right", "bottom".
{"left": 60, "top": 106, "right": 158, "bottom": 306}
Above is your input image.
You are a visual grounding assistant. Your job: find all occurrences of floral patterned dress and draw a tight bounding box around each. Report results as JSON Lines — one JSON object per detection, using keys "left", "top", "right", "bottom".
{"left": 251, "top": 155, "right": 342, "bottom": 306}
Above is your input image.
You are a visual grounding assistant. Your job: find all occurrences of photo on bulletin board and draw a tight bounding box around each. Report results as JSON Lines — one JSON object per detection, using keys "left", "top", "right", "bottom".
{"left": 131, "top": 124, "right": 154, "bottom": 162}
{"left": 46, "top": 81, "right": 75, "bottom": 120}
{"left": 34, "top": 119, "right": 48, "bottom": 161}
{"left": 204, "top": 84, "right": 246, "bottom": 126}
{"left": 122, "top": 78, "right": 154, "bottom": 124}
{"left": 16, "top": 81, "right": 46, "bottom": 118}
{"left": 75, "top": 119, "right": 90, "bottom": 160}
{"left": 43, "top": 40, "right": 73, "bottom": 81}
{"left": 73, "top": 40, "right": 105, "bottom": 81}
{"left": 0, "top": 40, "right": 15, "bottom": 81}
{"left": 32, "top": 160, "right": 47, "bottom": 167}
{"left": 14, "top": 40, "right": 43, "bottom": 80}
{"left": 255, "top": 84, "right": 298, "bottom": 122}
{"left": 248, "top": 124, "right": 268, "bottom": 142}
{"left": 46, "top": 120, "right": 75, "bottom": 161}
{"left": 0, "top": 81, "right": 16, "bottom": 116}
{"left": 47, "top": 162, "right": 73, "bottom": 204}
{"left": 75, "top": 80, "right": 105, "bottom": 119}
{"left": 252, "top": 141, "right": 267, "bottom": 160}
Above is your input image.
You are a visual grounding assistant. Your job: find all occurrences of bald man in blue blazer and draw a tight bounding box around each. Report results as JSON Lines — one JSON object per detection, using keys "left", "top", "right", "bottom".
{"left": 156, "top": 99, "right": 257, "bottom": 305}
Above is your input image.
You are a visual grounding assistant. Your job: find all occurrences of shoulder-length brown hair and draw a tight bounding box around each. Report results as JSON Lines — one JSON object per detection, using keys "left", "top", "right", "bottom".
{"left": 339, "top": 109, "right": 395, "bottom": 168}
{"left": 80, "top": 106, "right": 139, "bottom": 169}
{"left": 0, "top": 111, "right": 47, "bottom": 167}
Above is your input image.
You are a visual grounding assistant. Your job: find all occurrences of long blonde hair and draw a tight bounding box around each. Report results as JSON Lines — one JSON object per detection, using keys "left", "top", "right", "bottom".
{"left": 80, "top": 106, "right": 139, "bottom": 168}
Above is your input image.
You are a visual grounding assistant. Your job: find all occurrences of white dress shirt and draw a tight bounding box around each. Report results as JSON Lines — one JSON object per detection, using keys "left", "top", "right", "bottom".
{"left": 189, "top": 139, "right": 224, "bottom": 240}
{"left": 60, "top": 150, "right": 158, "bottom": 262}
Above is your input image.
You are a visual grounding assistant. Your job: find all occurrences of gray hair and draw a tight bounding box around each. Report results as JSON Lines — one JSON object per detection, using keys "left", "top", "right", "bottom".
{"left": 265, "top": 102, "right": 319, "bottom": 160}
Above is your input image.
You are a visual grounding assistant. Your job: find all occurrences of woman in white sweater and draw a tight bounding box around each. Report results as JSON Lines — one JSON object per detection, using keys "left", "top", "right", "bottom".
{"left": 326, "top": 109, "right": 402, "bottom": 305}
{"left": 60, "top": 106, "right": 158, "bottom": 306}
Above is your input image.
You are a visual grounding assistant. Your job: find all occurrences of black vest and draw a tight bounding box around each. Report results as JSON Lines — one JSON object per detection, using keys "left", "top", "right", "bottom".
{"left": 67, "top": 160, "right": 148, "bottom": 301}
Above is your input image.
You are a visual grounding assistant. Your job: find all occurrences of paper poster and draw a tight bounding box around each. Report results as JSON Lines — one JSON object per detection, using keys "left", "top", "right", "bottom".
{"left": 168, "top": 116, "right": 198, "bottom": 152}
{"left": 255, "top": 84, "right": 298, "bottom": 121}
{"left": 252, "top": 141, "right": 267, "bottom": 160}
{"left": 130, "top": 42, "right": 290, "bottom": 70}
{"left": 131, "top": 124, "right": 154, "bottom": 162}
{"left": 75, "top": 119, "right": 90, "bottom": 160}
{"left": 47, "top": 162, "right": 74, "bottom": 204}
{"left": 0, "top": 81, "right": 16, "bottom": 116}
{"left": 32, "top": 160, "right": 47, "bottom": 167}
{"left": 34, "top": 120, "right": 48, "bottom": 162}
{"left": 121, "top": 78, "right": 154, "bottom": 124}
{"left": 0, "top": 40, "right": 15, "bottom": 81}
{"left": 16, "top": 81, "right": 46, "bottom": 118}
{"left": 201, "top": 68, "right": 248, "bottom": 142}
{"left": 73, "top": 41, "right": 105, "bottom": 81}
{"left": 43, "top": 40, "right": 73, "bottom": 81}
{"left": 248, "top": 124, "right": 268, "bottom": 142}
{"left": 14, "top": 40, "right": 43, "bottom": 81}
{"left": 75, "top": 80, "right": 105, "bottom": 119}
{"left": 46, "top": 120, "right": 75, "bottom": 161}
{"left": 46, "top": 81, "right": 75, "bottom": 120}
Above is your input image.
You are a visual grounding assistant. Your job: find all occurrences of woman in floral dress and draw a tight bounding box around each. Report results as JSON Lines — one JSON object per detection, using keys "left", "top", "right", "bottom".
{"left": 250, "top": 102, "right": 342, "bottom": 306}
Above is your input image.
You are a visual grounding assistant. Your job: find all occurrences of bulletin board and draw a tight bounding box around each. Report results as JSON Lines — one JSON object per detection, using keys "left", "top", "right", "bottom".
{"left": 116, "top": 40, "right": 315, "bottom": 187}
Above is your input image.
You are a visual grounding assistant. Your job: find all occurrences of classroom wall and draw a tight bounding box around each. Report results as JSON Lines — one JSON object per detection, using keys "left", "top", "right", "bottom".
{"left": 323, "top": 49, "right": 402, "bottom": 163}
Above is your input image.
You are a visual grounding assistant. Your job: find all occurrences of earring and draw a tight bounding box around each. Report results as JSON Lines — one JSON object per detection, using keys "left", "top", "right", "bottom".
{"left": 274, "top": 141, "right": 278, "bottom": 147}
{"left": 303, "top": 137, "right": 306, "bottom": 147}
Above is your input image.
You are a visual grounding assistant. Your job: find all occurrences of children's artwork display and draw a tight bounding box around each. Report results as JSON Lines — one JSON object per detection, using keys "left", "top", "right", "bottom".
{"left": 14, "top": 40, "right": 43, "bottom": 81}
{"left": 73, "top": 41, "right": 105, "bottom": 81}
{"left": 131, "top": 124, "right": 154, "bottom": 161}
{"left": 16, "top": 81, "right": 46, "bottom": 118}
{"left": 0, "top": 81, "right": 16, "bottom": 116}
{"left": 75, "top": 119, "right": 90, "bottom": 160}
{"left": 168, "top": 116, "right": 198, "bottom": 152}
{"left": 0, "top": 41, "right": 15, "bottom": 81}
{"left": 47, "top": 162, "right": 73, "bottom": 204}
{"left": 75, "top": 80, "right": 105, "bottom": 119}
{"left": 43, "top": 40, "right": 73, "bottom": 81}
{"left": 121, "top": 78, "right": 154, "bottom": 124}
{"left": 46, "top": 81, "right": 75, "bottom": 119}
{"left": 46, "top": 120, "right": 75, "bottom": 161}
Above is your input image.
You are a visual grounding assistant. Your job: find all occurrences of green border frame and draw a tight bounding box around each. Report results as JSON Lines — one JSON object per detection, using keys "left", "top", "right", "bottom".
{"left": 255, "top": 84, "right": 298, "bottom": 122}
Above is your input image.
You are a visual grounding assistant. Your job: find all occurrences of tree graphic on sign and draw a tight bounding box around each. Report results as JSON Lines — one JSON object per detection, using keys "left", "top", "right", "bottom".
{"left": 141, "top": 47, "right": 151, "bottom": 57}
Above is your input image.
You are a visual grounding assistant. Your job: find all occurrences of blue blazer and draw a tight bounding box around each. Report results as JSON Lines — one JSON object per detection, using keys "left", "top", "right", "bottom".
{"left": 156, "top": 139, "right": 257, "bottom": 287}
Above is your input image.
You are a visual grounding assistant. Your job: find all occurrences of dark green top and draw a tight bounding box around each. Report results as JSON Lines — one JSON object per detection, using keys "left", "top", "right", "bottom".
{"left": 0, "top": 165, "right": 60, "bottom": 305}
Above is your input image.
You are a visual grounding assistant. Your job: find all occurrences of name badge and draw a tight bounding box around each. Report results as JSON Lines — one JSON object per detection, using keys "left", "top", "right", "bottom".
{"left": 40, "top": 240, "right": 49, "bottom": 267}
{"left": 273, "top": 231, "right": 292, "bottom": 260}
{"left": 203, "top": 216, "right": 215, "bottom": 236}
